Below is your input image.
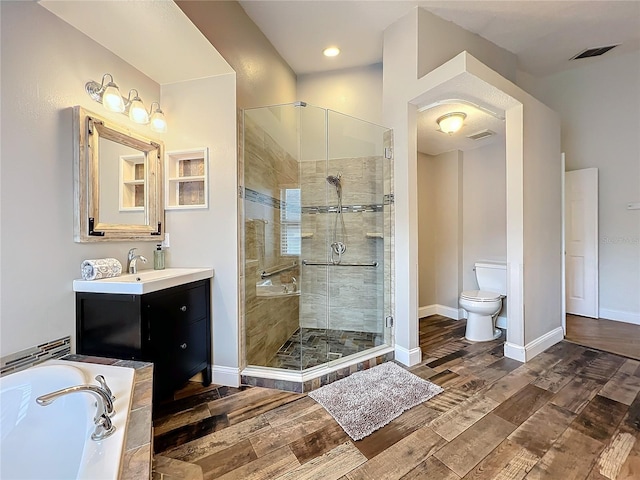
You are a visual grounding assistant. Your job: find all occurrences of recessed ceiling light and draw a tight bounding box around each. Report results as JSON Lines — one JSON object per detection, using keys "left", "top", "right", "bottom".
{"left": 323, "top": 46, "right": 340, "bottom": 57}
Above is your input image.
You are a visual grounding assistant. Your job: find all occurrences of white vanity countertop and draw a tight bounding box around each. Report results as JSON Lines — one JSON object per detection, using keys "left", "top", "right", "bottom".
{"left": 73, "top": 267, "right": 214, "bottom": 295}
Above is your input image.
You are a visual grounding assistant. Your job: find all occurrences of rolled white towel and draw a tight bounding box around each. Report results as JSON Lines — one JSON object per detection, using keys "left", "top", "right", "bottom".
{"left": 81, "top": 258, "right": 123, "bottom": 281}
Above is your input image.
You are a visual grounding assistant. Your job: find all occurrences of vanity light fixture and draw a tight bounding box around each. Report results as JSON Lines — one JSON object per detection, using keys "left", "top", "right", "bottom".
{"left": 323, "top": 46, "right": 340, "bottom": 57}
{"left": 85, "top": 73, "right": 167, "bottom": 133}
{"left": 85, "top": 73, "right": 125, "bottom": 113}
{"left": 436, "top": 112, "right": 466, "bottom": 135}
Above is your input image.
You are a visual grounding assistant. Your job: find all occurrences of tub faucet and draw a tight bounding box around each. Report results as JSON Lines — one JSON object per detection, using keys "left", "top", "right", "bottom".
{"left": 127, "top": 248, "right": 147, "bottom": 274}
{"left": 36, "top": 383, "right": 116, "bottom": 441}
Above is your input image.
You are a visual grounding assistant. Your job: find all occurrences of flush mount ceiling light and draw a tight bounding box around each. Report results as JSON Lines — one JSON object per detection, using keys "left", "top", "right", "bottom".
{"left": 436, "top": 112, "right": 467, "bottom": 135}
{"left": 323, "top": 46, "right": 340, "bottom": 57}
{"left": 85, "top": 73, "right": 167, "bottom": 133}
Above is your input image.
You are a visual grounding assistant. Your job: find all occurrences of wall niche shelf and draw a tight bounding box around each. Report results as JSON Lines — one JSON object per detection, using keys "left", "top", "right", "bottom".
{"left": 166, "top": 147, "right": 209, "bottom": 209}
{"left": 119, "top": 154, "right": 145, "bottom": 211}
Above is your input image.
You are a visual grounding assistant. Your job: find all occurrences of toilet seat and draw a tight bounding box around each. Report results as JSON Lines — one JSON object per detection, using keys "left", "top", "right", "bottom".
{"left": 460, "top": 290, "right": 502, "bottom": 302}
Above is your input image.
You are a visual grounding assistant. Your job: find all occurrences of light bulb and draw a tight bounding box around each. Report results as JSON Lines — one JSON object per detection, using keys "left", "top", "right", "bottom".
{"left": 323, "top": 46, "right": 340, "bottom": 57}
{"left": 150, "top": 108, "right": 167, "bottom": 133}
{"left": 129, "top": 98, "right": 149, "bottom": 124}
{"left": 102, "top": 83, "right": 125, "bottom": 113}
{"left": 437, "top": 112, "right": 466, "bottom": 134}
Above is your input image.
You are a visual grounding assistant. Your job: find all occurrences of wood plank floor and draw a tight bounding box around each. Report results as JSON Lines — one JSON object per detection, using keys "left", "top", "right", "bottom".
{"left": 152, "top": 315, "right": 640, "bottom": 479}
{"left": 566, "top": 314, "right": 640, "bottom": 361}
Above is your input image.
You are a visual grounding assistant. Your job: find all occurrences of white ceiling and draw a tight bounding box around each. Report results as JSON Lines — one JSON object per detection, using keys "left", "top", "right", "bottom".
{"left": 417, "top": 101, "right": 505, "bottom": 156}
{"left": 40, "top": 0, "right": 233, "bottom": 85}
{"left": 239, "top": 0, "right": 639, "bottom": 155}
{"left": 239, "top": 0, "right": 640, "bottom": 77}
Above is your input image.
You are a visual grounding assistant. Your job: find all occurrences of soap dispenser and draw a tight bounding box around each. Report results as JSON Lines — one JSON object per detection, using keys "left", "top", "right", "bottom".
{"left": 153, "top": 244, "right": 165, "bottom": 270}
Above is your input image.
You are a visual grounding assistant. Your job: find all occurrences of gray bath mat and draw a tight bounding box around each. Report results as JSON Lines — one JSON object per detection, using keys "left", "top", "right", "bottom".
{"left": 308, "top": 362, "right": 444, "bottom": 441}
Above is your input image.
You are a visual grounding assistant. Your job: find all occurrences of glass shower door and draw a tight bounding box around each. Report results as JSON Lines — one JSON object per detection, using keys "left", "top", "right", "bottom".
{"left": 243, "top": 103, "right": 304, "bottom": 371}
{"left": 243, "top": 102, "right": 393, "bottom": 374}
{"left": 324, "top": 110, "right": 391, "bottom": 366}
{"left": 298, "top": 104, "right": 331, "bottom": 370}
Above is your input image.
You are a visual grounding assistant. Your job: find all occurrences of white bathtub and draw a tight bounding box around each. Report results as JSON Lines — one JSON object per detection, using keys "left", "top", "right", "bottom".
{"left": 0, "top": 360, "right": 135, "bottom": 480}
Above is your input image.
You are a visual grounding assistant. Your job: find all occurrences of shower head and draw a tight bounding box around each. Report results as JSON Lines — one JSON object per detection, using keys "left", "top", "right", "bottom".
{"left": 326, "top": 174, "right": 341, "bottom": 188}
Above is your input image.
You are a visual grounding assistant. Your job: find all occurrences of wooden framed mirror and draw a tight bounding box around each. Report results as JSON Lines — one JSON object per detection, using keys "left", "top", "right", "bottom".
{"left": 73, "top": 106, "right": 164, "bottom": 242}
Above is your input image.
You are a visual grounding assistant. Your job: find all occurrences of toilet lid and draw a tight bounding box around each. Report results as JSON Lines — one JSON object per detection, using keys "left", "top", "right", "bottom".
{"left": 460, "top": 290, "right": 502, "bottom": 302}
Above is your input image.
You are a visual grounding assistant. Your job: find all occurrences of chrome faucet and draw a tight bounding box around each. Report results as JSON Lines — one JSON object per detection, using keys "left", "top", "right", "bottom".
{"left": 36, "top": 377, "right": 116, "bottom": 441}
{"left": 127, "top": 248, "right": 147, "bottom": 274}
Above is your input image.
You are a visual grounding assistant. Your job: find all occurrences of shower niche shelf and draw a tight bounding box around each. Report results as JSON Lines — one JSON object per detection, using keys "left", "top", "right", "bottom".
{"left": 166, "top": 147, "right": 209, "bottom": 209}
{"left": 301, "top": 232, "right": 314, "bottom": 239}
{"left": 366, "top": 232, "right": 383, "bottom": 239}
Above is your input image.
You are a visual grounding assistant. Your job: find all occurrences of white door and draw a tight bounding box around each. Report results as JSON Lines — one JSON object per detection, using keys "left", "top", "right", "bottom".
{"left": 565, "top": 168, "right": 598, "bottom": 317}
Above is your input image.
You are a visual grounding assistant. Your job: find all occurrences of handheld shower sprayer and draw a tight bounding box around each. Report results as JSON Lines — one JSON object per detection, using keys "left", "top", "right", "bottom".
{"left": 326, "top": 172, "right": 347, "bottom": 263}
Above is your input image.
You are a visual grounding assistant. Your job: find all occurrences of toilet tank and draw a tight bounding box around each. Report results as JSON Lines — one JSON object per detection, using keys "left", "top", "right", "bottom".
{"left": 474, "top": 261, "right": 507, "bottom": 295}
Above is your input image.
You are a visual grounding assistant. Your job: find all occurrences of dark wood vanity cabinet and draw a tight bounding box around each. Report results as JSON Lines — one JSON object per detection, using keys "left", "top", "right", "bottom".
{"left": 76, "top": 279, "right": 212, "bottom": 400}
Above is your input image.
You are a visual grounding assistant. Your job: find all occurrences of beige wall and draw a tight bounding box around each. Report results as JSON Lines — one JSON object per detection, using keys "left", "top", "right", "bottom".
{"left": 520, "top": 94, "right": 563, "bottom": 343}
{"left": 177, "top": 0, "right": 297, "bottom": 109}
{"left": 383, "top": 10, "right": 422, "bottom": 364}
{"left": 1, "top": 3, "right": 240, "bottom": 386}
{"left": 418, "top": 143, "right": 507, "bottom": 312}
{"left": 417, "top": 8, "right": 517, "bottom": 83}
{"left": 161, "top": 76, "right": 239, "bottom": 380}
{"left": 519, "top": 51, "right": 640, "bottom": 324}
{"left": 297, "top": 64, "right": 384, "bottom": 125}
{"left": 418, "top": 150, "right": 475, "bottom": 311}
{"left": 1, "top": 2, "right": 160, "bottom": 355}
{"left": 462, "top": 142, "right": 507, "bottom": 291}
{"left": 464, "top": 54, "right": 562, "bottom": 350}
{"left": 417, "top": 152, "right": 436, "bottom": 306}
{"left": 384, "top": 5, "right": 563, "bottom": 363}
{"left": 433, "top": 151, "right": 464, "bottom": 309}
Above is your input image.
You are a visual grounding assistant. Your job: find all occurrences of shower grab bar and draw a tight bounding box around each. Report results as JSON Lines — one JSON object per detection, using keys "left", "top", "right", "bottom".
{"left": 260, "top": 261, "right": 298, "bottom": 279}
{"left": 302, "top": 260, "right": 379, "bottom": 267}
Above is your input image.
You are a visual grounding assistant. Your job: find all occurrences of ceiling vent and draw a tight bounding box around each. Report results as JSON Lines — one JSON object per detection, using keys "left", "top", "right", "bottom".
{"left": 571, "top": 45, "right": 619, "bottom": 60}
{"left": 467, "top": 129, "right": 495, "bottom": 141}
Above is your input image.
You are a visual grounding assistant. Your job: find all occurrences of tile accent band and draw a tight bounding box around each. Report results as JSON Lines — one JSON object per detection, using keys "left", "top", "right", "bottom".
{"left": 0, "top": 336, "right": 71, "bottom": 377}
{"left": 242, "top": 187, "right": 394, "bottom": 213}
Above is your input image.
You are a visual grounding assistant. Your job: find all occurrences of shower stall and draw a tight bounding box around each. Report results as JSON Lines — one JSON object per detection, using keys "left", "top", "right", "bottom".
{"left": 240, "top": 102, "right": 394, "bottom": 389}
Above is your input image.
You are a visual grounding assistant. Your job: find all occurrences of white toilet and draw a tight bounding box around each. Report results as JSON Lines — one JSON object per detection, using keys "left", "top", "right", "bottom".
{"left": 459, "top": 261, "right": 507, "bottom": 342}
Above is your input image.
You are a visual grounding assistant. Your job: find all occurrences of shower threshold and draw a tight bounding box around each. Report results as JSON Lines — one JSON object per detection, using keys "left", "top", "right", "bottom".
{"left": 241, "top": 344, "right": 395, "bottom": 393}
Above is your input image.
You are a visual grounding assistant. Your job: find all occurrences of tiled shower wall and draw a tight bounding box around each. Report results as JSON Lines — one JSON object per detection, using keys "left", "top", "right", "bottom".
{"left": 243, "top": 115, "right": 300, "bottom": 366}
{"left": 299, "top": 157, "right": 386, "bottom": 333}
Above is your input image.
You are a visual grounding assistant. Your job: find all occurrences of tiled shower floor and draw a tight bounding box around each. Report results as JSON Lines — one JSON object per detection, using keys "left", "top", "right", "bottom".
{"left": 265, "top": 327, "right": 385, "bottom": 370}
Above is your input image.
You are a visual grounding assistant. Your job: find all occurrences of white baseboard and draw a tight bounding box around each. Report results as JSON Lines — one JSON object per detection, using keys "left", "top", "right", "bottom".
{"left": 504, "top": 326, "right": 564, "bottom": 363}
{"left": 395, "top": 344, "right": 422, "bottom": 367}
{"left": 599, "top": 308, "right": 640, "bottom": 326}
{"left": 504, "top": 342, "right": 526, "bottom": 362}
{"left": 438, "top": 305, "right": 463, "bottom": 319}
{"left": 213, "top": 365, "right": 240, "bottom": 387}
{"left": 419, "top": 304, "right": 462, "bottom": 320}
{"left": 418, "top": 305, "right": 437, "bottom": 318}
{"left": 423, "top": 305, "right": 507, "bottom": 330}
